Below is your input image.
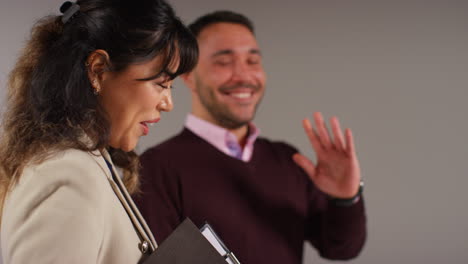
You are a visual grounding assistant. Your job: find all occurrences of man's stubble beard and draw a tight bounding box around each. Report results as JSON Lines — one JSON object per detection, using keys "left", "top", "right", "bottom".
{"left": 195, "top": 78, "right": 263, "bottom": 130}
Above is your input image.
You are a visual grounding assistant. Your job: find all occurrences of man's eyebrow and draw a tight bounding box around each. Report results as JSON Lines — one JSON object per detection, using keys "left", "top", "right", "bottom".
{"left": 211, "top": 49, "right": 234, "bottom": 58}
{"left": 249, "top": 48, "right": 262, "bottom": 56}
{"left": 211, "top": 48, "right": 262, "bottom": 58}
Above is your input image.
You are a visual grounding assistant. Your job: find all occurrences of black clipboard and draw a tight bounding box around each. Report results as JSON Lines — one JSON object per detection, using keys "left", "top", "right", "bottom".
{"left": 142, "top": 218, "right": 227, "bottom": 264}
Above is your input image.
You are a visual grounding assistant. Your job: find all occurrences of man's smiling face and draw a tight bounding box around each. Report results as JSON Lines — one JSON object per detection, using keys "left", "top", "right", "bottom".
{"left": 190, "top": 22, "right": 266, "bottom": 129}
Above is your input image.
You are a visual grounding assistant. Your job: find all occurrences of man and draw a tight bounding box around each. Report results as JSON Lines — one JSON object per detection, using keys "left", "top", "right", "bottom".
{"left": 134, "top": 11, "right": 366, "bottom": 263}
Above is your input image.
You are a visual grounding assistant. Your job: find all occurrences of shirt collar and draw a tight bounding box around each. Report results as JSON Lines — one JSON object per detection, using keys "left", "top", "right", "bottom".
{"left": 185, "top": 113, "right": 260, "bottom": 161}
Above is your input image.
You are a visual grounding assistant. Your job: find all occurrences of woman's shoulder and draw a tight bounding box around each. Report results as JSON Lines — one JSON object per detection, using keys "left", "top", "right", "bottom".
{"left": 19, "top": 148, "right": 108, "bottom": 189}
{"left": 3, "top": 148, "right": 109, "bottom": 227}
{"left": 29, "top": 148, "right": 103, "bottom": 173}
{"left": 1, "top": 148, "right": 109, "bottom": 263}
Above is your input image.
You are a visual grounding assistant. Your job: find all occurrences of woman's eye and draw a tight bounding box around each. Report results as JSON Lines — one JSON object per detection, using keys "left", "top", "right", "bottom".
{"left": 155, "top": 82, "right": 170, "bottom": 89}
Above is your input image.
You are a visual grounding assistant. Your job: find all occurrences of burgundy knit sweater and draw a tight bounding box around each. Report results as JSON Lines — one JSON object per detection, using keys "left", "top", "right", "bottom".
{"left": 134, "top": 129, "right": 366, "bottom": 264}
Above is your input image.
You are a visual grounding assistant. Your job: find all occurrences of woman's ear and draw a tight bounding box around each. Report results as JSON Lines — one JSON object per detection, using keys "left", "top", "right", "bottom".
{"left": 86, "top": 49, "right": 111, "bottom": 90}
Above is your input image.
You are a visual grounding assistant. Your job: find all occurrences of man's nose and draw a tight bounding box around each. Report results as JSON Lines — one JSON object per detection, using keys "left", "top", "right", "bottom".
{"left": 231, "top": 60, "right": 254, "bottom": 83}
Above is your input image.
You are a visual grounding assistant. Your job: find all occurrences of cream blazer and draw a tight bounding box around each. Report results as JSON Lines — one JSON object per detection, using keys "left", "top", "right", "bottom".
{"left": 1, "top": 148, "right": 157, "bottom": 264}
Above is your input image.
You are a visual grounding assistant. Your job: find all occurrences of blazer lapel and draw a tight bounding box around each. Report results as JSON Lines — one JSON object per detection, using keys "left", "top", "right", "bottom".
{"left": 93, "top": 149, "right": 158, "bottom": 251}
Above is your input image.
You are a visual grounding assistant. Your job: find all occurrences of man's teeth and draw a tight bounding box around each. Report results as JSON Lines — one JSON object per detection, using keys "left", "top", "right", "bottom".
{"left": 149, "top": 122, "right": 155, "bottom": 127}
{"left": 231, "top": 92, "right": 251, "bottom": 99}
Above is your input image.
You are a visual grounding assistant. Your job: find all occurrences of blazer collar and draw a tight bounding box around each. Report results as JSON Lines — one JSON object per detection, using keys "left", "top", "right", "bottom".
{"left": 92, "top": 148, "right": 158, "bottom": 252}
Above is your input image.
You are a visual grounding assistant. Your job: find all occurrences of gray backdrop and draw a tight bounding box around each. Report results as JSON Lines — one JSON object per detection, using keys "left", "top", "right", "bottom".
{"left": 1, "top": 0, "right": 467, "bottom": 263}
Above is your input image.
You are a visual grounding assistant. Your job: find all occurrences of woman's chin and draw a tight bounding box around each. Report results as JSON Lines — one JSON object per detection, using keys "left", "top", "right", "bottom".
{"left": 120, "top": 141, "right": 137, "bottom": 152}
{"left": 109, "top": 138, "right": 137, "bottom": 152}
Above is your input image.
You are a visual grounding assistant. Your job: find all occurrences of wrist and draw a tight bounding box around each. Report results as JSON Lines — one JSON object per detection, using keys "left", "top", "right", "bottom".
{"left": 329, "top": 181, "right": 364, "bottom": 207}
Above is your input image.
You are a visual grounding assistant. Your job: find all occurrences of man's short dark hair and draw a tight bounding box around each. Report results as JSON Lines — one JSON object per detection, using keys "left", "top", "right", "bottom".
{"left": 188, "top": 10, "right": 255, "bottom": 38}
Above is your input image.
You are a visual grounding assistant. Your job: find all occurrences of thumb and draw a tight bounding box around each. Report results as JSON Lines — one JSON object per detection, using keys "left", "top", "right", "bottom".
{"left": 292, "top": 153, "right": 317, "bottom": 182}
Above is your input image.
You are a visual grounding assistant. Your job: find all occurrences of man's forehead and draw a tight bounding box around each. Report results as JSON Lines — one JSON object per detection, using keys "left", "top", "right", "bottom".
{"left": 197, "top": 22, "right": 259, "bottom": 55}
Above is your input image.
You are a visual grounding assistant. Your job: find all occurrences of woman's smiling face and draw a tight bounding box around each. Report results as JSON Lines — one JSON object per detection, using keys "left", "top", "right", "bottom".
{"left": 97, "top": 53, "right": 177, "bottom": 152}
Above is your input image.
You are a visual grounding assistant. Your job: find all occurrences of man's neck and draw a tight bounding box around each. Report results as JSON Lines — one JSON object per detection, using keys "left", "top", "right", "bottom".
{"left": 191, "top": 112, "right": 249, "bottom": 147}
{"left": 228, "top": 125, "right": 249, "bottom": 148}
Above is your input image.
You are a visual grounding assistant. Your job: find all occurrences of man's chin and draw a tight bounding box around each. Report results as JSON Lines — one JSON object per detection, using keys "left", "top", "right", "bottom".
{"left": 218, "top": 115, "right": 254, "bottom": 130}
{"left": 207, "top": 104, "right": 257, "bottom": 129}
{"left": 224, "top": 122, "right": 249, "bottom": 130}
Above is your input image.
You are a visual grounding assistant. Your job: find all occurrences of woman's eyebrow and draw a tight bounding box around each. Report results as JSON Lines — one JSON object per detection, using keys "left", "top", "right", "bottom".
{"left": 135, "top": 71, "right": 166, "bottom": 81}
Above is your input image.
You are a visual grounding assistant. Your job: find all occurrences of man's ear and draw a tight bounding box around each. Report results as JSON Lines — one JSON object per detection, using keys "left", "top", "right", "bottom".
{"left": 181, "top": 71, "right": 197, "bottom": 93}
{"left": 86, "top": 49, "right": 111, "bottom": 84}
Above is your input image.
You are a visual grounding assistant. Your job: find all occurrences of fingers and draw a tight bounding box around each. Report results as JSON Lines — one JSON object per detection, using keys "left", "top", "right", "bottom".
{"left": 330, "top": 116, "right": 345, "bottom": 151}
{"left": 313, "top": 112, "right": 331, "bottom": 148}
{"left": 302, "top": 118, "right": 324, "bottom": 156}
{"left": 292, "top": 153, "right": 318, "bottom": 182}
{"left": 305, "top": 112, "right": 353, "bottom": 154}
{"left": 309, "top": 112, "right": 347, "bottom": 150}
{"left": 345, "top": 128, "right": 356, "bottom": 155}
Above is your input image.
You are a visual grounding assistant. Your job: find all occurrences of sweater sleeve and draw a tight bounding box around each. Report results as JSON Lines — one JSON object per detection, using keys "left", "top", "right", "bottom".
{"left": 277, "top": 141, "right": 367, "bottom": 260}
{"left": 133, "top": 148, "right": 183, "bottom": 243}
{"left": 305, "top": 187, "right": 367, "bottom": 260}
{"left": 1, "top": 152, "right": 104, "bottom": 264}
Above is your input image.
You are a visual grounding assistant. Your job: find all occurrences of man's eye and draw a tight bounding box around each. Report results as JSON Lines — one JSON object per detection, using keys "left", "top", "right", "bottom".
{"left": 215, "top": 60, "right": 232, "bottom": 66}
{"left": 248, "top": 57, "right": 261, "bottom": 65}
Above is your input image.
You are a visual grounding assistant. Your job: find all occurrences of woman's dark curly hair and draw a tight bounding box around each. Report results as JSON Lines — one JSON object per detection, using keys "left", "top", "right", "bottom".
{"left": 0, "top": 0, "right": 198, "bottom": 203}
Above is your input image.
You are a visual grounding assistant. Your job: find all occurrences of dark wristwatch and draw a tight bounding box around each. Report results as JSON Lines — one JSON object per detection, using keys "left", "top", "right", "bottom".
{"left": 329, "top": 181, "right": 364, "bottom": 207}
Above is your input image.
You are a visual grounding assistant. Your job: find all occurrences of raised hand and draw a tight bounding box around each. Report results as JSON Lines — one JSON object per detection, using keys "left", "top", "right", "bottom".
{"left": 293, "top": 112, "right": 361, "bottom": 199}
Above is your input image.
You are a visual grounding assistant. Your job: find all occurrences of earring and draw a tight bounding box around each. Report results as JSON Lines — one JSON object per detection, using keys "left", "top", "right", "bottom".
{"left": 92, "top": 79, "right": 100, "bottom": 95}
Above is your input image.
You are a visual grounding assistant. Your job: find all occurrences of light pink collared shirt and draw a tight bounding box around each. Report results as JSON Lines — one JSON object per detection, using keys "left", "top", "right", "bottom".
{"left": 185, "top": 114, "right": 260, "bottom": 162}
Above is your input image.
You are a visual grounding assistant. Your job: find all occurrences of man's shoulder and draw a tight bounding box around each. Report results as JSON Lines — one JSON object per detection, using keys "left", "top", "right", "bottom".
{"left": 255, "top": 136, "right": 299, "bottom": 155}
{"left": 138, "top": 129, "right": 204, "bottom": 177}
{"left": 141, "top": 129, "right": 200, "bottom": 159}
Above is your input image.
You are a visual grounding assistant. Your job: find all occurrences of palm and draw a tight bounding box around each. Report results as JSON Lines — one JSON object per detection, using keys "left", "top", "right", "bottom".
{"left": 293, "top": 112, "right": 361, "bottom": 198}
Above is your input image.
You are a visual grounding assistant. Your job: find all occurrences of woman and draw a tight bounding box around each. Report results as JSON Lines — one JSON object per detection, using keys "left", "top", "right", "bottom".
{"left": 0, "top": 0, "right": 198, "bottom": 263}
